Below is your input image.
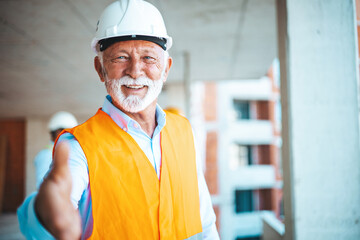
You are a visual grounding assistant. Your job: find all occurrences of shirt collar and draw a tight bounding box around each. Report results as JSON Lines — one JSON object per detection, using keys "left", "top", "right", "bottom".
{"left": 102, "top": 95, "right": 166, "bottom": 135}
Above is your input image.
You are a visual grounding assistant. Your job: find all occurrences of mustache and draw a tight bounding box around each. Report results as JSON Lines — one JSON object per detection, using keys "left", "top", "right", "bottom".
{"left": 115, "top": 76, "right": 156, "bottom": 87}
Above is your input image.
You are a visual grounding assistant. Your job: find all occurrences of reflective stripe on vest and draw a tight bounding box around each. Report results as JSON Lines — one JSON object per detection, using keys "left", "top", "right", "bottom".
{"left": 64, "top": 109, "right": 202, "bottom": 239}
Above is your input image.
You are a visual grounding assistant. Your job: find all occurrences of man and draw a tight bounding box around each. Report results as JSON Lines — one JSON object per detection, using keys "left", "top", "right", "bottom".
{"left": 17, "top": 0, "right": 219, "bottom": 239}
{"left": 34, "top": 111, "right": 78, "bottom": 188}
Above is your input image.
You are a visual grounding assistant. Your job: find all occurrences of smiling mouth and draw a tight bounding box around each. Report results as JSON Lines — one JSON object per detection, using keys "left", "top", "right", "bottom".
{"left": 125, "top": 85, "right": 145, "bottom": 89}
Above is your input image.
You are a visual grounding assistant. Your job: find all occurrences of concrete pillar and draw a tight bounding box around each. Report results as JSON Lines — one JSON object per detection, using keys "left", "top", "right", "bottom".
{"left": 277, "top": 0, "right": 360, "bottom": 239}
{"left": 183, "top": 51, "right": 191, "bottom": 118}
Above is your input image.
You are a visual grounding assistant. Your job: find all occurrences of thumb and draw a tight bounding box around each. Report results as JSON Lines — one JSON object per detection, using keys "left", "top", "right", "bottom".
{"left": 52, "top": 141, "right": 70, "bottom": 177}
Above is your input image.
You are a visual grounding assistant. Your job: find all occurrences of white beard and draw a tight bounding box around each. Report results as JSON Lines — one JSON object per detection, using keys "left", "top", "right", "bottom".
{"left": 105, "top": 75, "right": 164, "bottom": 113}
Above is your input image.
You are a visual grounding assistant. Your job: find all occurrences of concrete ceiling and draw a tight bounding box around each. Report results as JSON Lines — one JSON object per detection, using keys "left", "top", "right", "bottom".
{"left": 0, "top": 0, "right": 277, "bottom": 118}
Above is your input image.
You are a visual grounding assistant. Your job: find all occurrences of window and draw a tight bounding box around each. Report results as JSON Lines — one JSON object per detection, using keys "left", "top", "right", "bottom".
{"left": 229, "top": 144, "right": 253, "bottom": 170}
{"left": 235, "top": 190, "right": 254, "bottom": 213}
{"left": 238, "top": 145, "right": 252, "bottom": 166}
{"left": 233, "top": 100, "right": 250, "bottom": 120}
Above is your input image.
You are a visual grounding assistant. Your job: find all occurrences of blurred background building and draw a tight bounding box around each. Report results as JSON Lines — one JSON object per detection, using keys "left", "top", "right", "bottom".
{"left": 1, "top": 0, "right": 360, "bottom": 240}
{"left": 200, "top": 61, "right": 283, "bottom": 240}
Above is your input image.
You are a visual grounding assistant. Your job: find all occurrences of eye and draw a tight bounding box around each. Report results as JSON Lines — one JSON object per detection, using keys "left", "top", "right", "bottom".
{"left": 111, "top": 55, "right": 128, "bottom": 63}
{"left": 143, "top": 56, "right": 157, "bottom": 63}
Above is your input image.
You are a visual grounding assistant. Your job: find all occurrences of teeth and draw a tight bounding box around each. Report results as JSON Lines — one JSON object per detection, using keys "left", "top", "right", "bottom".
{"left": 126, "top": 85, "right": 144, "bottom": 89}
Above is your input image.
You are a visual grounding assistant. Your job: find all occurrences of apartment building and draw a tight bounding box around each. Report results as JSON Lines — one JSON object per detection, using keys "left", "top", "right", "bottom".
{"left": 202, "top": 60, "right": 283, "bottom": 240}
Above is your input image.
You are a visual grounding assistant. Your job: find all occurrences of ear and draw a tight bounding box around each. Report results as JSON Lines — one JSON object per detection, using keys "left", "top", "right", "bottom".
{"left": 94, "top": 56, "right": 106, "bottom": 82}
{"left": 162, "top": 56, "right": 173, "bottom": 83}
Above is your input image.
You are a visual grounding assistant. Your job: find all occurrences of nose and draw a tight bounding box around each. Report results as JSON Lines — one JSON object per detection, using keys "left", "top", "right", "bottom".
{"left": 125, "top": 58, "right": 143, "bottom": 79}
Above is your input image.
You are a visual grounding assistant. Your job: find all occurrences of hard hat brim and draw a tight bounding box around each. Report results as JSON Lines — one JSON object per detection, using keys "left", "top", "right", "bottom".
{"left": 98, "top": 35, "right": 167, "bottom": 51}
{"left": 91, "top": 35, "right": 172, "bottom": 53}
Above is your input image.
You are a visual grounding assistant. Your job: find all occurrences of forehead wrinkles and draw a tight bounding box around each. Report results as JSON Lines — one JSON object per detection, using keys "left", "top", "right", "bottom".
{"left": 105, "top": 44, "right": 162, "bottom": 57}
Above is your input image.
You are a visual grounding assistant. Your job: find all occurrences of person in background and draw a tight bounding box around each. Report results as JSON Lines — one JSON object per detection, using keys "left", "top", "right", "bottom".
{"left": 18, "top": 0, "right": 219, "bottom": 239}
{"left": 34, "top": 111, "right": 78, "bottom": 188}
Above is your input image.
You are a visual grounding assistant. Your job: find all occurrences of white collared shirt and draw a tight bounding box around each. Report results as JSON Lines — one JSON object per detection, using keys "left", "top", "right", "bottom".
{"left": 17, "top": 95, "right": 219, "bottom": 240}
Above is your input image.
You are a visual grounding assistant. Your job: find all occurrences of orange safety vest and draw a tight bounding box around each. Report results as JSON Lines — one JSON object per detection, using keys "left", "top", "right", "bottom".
{"left": 65, "top": 109, "right": 202, "bottom": 239}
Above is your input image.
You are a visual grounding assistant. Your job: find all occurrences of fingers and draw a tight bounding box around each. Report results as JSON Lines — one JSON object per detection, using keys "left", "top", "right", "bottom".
{"left": 52, "top": 141, "right": 70, "bottom": 177}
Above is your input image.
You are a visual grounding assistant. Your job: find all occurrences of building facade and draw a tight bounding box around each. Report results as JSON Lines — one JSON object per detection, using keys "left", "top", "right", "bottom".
{"left": 203, "top": 60, "right": 283, "bottom": 240}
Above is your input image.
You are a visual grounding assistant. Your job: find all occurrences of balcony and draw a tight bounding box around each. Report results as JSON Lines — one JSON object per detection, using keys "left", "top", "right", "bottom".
{"left": 221, "top": 211, "right": 282, "bottom": 240}
{"left": 220, "top": 211, "right": 284, "bottom": 240}
{"left": 262, "top": 211, "right": 285, "bottom": 240}
{"left": 227, "top": 165, "right": 276, "bottom": 189}
{"left": 228, "top": 120, "right": 273, "bottom": 144}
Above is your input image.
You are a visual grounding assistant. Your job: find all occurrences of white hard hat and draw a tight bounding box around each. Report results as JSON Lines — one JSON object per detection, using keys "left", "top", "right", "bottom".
{"left": 48, "top": 111, "right": 78, "bottom": 131}
{"left": 91, "top": 0, "right": 172, "bottom": 52}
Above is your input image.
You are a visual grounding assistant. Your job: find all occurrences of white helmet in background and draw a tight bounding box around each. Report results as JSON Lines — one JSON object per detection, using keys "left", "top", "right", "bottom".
{"left": 48, "top": 111, "right": 78, "bottom": 131}
{"left": 91, "top": 0, "right": 172, "bottom": 52}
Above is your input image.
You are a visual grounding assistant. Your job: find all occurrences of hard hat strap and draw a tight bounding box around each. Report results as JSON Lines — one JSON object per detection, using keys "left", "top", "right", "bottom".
{"left": 99, "top": 35, "right": 167, "bottom": 51}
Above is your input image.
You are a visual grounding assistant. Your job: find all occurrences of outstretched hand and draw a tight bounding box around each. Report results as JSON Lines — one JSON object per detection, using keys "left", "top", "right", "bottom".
{"left": 35, "top": 142, "right": 81, "bottom": 240}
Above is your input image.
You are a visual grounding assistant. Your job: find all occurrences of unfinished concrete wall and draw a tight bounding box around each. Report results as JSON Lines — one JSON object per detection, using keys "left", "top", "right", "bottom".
{"left": 277, "top": 0, "right": 360, "bottom": 239}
